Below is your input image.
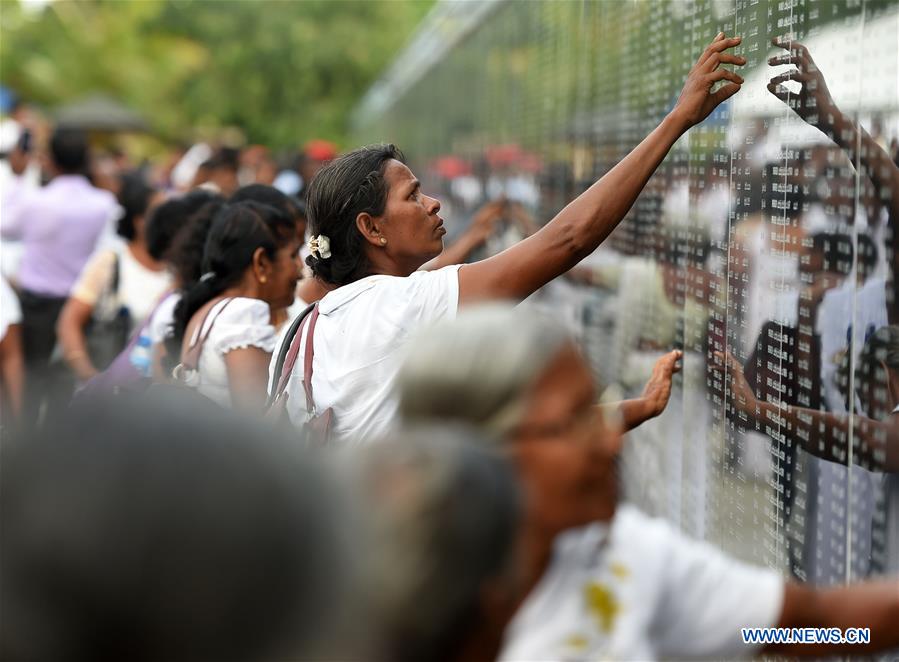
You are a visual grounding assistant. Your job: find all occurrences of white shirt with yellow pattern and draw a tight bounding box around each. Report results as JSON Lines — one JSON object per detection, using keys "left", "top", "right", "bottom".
{"left": 499, "top": 505, "right": 784, "bottom": 661}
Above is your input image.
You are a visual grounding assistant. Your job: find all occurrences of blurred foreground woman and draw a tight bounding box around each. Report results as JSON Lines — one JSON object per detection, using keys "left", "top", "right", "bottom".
{"left": 0, "top": 392, "right": 344, "bottom": 662}
{"left": 352, "top": 426, "right": 523, "bottom": 662}
{"left": 397, "top": 306, "right": 899, "bottom": 660}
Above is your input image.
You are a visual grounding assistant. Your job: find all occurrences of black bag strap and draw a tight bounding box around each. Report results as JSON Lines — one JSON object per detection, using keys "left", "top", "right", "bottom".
{"left": 111, "top": 252, "right": 120, "bottom": 296}
{"left": 265, "top": 302, "right": 315, "bottom": 408}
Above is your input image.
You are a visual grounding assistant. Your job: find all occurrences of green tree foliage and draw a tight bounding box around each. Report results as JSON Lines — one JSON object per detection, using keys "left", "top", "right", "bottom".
{"left": 0, "top": 0, "right": 435, "bottom": 147}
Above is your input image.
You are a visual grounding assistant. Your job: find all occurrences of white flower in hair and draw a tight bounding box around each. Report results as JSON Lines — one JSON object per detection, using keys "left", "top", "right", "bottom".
{"left": 308, "top": 234, "right": 332, "bottom": 259}
{"left": 317, "top": 235, "right": 331, "bottom": 259}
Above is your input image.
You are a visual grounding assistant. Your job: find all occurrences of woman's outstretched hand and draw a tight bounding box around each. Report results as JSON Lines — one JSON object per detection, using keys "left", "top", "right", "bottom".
{"left": 640, "top": 349, "right": 684, "bottom": 419}
{"left": 616, "top": 350, "right": 683, "bottom": 432}
{"left": 672, "top": 33, "right": 745, "bottom": 129}
{"left": 457, "top": 36, "right": 745, "bottom": 306}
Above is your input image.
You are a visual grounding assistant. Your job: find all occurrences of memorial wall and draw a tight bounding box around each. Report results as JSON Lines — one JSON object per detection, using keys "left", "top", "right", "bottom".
{"left": 353, "top": 0, "right": 899, "bottom": 582}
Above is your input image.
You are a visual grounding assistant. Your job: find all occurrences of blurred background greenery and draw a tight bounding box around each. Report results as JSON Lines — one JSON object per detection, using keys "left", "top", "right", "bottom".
{"left": 0, "top": 0, "right": 435, "bottom": 149}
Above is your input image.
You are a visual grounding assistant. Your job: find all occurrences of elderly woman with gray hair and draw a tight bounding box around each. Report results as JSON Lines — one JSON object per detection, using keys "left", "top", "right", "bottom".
{"left": 396, "top": 305, "right": 899, "bottom": 661}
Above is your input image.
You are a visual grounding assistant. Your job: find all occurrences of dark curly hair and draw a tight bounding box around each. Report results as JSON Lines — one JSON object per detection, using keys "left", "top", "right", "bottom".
{"left": 165, "top": 200, "right": 225, "bottom": 286}
{"left": 230, "top": 184, "right": 306, "bottom": 241}
{"left": 49, "top": 128, "right": 88, "bottom": 174}
{"left": 304, "top": 143, "right": 404, "bottom": 286}
{"left": 145, "top": 189, "right": 223, "bottom": 261}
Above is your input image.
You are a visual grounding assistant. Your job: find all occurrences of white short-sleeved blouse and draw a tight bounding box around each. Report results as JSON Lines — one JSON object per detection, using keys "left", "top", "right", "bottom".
{"left": 182, "top": 297, "right": 277, "bottom": 408}
{"left": 273, "top": 265, "right": 462, "bottom": 444}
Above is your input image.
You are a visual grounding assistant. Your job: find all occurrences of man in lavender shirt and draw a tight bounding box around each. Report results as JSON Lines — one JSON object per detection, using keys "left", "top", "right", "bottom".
{"left": 1, "top": 128, "right": 117, "bottom": 421}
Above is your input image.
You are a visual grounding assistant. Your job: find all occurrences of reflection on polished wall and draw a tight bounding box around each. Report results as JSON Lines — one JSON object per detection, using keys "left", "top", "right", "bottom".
{"left": 353, "top": 0, "right": 898, "bottom": 582}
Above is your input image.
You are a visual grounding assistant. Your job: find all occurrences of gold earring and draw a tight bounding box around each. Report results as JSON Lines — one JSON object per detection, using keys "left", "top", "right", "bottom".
{"left": 260, "top": 275, "right": 268, "bottom": 283}
{"left": 380, "top": 237, "right": 387, "bottom": 245}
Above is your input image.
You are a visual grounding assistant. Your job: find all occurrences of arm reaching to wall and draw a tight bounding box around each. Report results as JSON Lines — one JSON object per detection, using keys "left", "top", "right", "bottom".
{"left": 615, "top": 350, "right": 683, "bottom": 431}
{"left": 458, "top": 33, "right": 746, "bottom": 305}
{"left": 766, "top": 580, "right": 899, "bottom": 656}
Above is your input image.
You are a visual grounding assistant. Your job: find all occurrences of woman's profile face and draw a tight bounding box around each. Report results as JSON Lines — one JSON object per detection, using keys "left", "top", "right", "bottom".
{"left": 510, "top": 344, "right": 623, "bottom": 536}
{"left": 263, "top": 233, "right": 303, "bottom": 310}
{"left": 378, "top": 160, "right": 446, "bottom": 271}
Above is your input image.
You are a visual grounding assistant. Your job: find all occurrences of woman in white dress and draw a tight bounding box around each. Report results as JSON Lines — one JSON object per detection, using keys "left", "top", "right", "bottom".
{"left": 169, "top": 201, "right": 301, "bottom": 411}
{"left": 276, "top": 34, "right": 747, "bottom": 443}
{"left": 145, "top": 192, "right": 225, "bottom": 381}
{"left": 57, "top": 173, "right": 172, "bottom": 383}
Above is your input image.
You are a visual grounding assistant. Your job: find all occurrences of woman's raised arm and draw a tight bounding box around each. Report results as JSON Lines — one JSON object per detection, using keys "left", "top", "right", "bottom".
{"left": 458, "top": 33, "right": 744, "bottom": 306}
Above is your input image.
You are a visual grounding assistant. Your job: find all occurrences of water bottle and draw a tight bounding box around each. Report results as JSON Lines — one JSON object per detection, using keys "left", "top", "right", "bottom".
{"left": 130, "top": 334, "right": 153, "bottom": 378}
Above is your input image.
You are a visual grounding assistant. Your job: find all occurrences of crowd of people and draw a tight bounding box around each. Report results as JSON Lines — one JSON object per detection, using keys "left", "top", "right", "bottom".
{"left": 1, "top": 33, "right": 898, "bottom": 661}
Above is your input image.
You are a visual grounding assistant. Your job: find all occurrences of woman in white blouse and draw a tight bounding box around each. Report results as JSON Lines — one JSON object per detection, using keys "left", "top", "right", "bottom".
{"left": 277, "top": 34, "right": 747, "bottom": 443}
{"left": 169, "top": 201, "right": 301, "bottom": 411}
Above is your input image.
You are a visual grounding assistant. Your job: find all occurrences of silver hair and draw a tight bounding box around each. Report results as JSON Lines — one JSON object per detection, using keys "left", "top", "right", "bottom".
{"left": 396, "top": 304, "right": 574, "bottom": 438}
{"left": 349, "top": 425, "right": 521, "bottom": 662}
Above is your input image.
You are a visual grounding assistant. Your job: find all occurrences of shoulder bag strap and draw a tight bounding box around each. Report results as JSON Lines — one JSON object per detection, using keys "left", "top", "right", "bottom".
{"left": 111, "top": 252, "right": 121, "bottom": 296}
{"left": 97, "top": 252, "right": 121, "bottom": 315}
{"left": 301, "top": 304, "right": 322, "bottom": 412}
{"left": 266, "top": 302, "right": 315, "bottom": 408}
{"left": 180, "top": 297, "right": 234, "bottom": 371}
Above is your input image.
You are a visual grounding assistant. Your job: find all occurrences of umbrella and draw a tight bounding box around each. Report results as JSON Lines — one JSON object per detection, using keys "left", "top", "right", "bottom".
{"left": 55, "top": 94, "right": 149, "bottom": 132}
